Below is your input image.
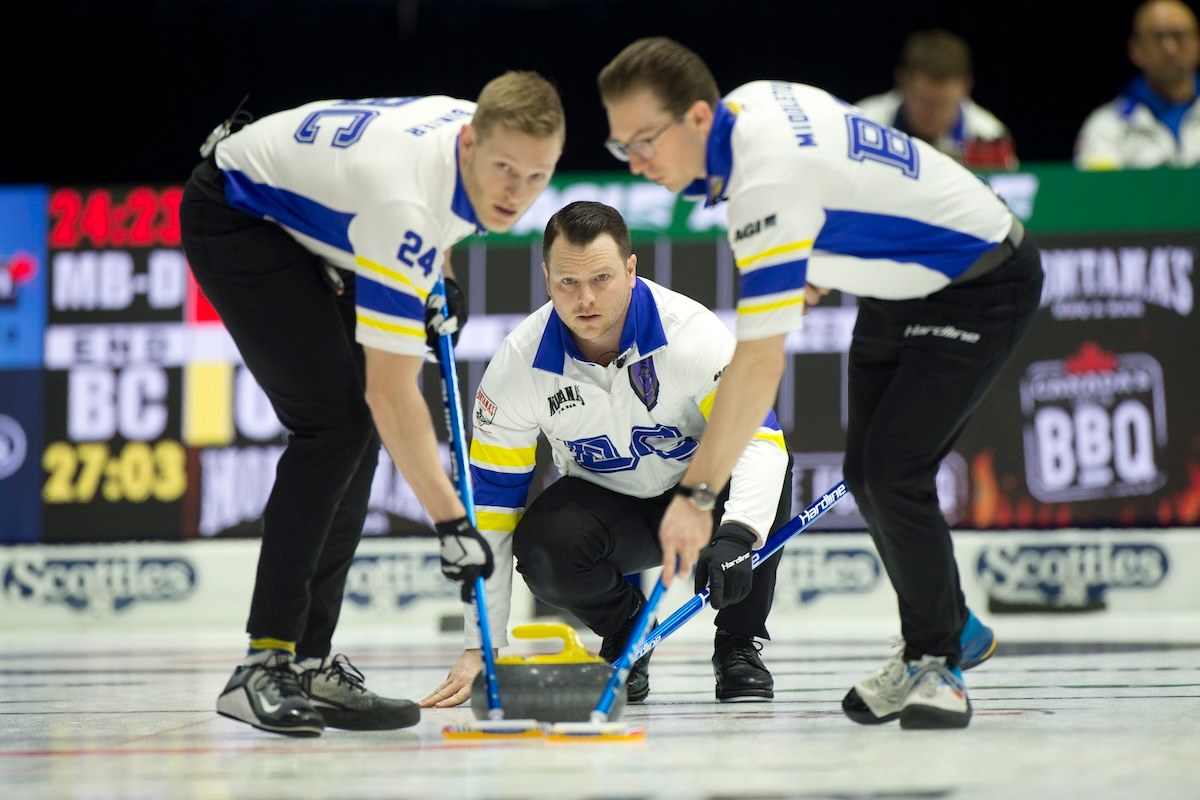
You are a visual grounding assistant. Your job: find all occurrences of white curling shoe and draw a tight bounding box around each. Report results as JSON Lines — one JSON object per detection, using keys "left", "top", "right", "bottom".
{"left": 898, "top": 656, "right": 972, "bottom": 729}
{"left": 843, "top": 651, "right": 972, "bottom": 729}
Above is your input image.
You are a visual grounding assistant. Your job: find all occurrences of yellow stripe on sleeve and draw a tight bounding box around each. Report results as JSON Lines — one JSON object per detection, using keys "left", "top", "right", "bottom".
{"left": 355, "top": 312, "right": 426, "bottom": 338}
{"left": 735, "top": 239, "right": 813, "bottom": 269}
{"left": 737, "top": 295, "right": 807, "bottom": 315}
{"left": 476, "top": 510, "right": 523, "bottom": 533}
{"left": 354, "top": 255, "right": 430, "bottom": 300}
{"left": 699, "top": 389, "right": 717, "bottom": 420}
{"left": 470, "top": 439, "right": 538, "bottom": 469}
{"left": 753, "top": 429, "right": 788, "bottom": 451}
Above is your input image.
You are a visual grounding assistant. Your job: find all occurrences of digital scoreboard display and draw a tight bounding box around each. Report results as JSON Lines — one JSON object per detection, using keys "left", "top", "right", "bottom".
{"left": 2, "top": 184, "right": 436, "bottom": 543}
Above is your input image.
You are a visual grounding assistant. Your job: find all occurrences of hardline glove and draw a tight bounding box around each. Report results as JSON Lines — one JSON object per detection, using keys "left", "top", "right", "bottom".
{"left": 436, "top": 517, "right": 494, "bottom": 601}
{"left": 425, "top": 277, "right": 468, "bottom": 352}
{"left": 694, "top": 522, "right": 757, "bottom": 609}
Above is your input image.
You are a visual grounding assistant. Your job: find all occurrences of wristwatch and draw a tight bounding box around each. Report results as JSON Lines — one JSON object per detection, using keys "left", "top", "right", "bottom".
{"left": 677, "top": 482, "right": 718, "bottom": 512}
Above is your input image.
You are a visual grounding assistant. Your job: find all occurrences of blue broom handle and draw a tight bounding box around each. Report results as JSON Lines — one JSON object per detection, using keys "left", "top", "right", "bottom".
{"left": 434, "top": 278, "right": 503, "bottom": 719}
{"left": 591, "top": 574, "right": 670, "bottom": 723}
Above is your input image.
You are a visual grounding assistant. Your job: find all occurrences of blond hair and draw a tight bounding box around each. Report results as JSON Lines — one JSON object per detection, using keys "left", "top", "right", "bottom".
{"left": 598, "top": 37, "right": 719, "bottom": 117}
{"left": 473, "top": 70, "right": 566, "bottom": 141}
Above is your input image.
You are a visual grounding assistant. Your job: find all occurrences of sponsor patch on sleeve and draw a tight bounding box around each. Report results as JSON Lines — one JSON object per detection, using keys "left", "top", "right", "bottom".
{"left": 474, "top": 387, "right": 497, "bottom": 426}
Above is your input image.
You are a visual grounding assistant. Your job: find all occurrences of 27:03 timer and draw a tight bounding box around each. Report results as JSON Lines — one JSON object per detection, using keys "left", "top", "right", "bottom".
{"left": 42, "top": 440, "right": 186, "bottom": 504}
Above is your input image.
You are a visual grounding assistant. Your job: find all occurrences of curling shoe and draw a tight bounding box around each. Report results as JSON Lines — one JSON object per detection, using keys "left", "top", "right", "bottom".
{"left": 294, "top": 654, "right": 419, "bottom": 730}
{"left": 712, "top": 632, "right": 774, "bottom": 701}
{"left": 899, "top": 656, "right": 972, "bottom": 729}
{"left": 842, "top": 648, "right": 911, "bottom": 725}
{"left": 216, "top": 651, "right": 324, "bottom": 737}
{"left": 960, "top": 609, "right": 996, "bottom": 670}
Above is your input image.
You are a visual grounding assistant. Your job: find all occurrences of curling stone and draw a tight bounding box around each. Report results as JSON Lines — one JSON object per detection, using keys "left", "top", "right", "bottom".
{"left": 471, "top": 623, "right": 626, "bottom": 723}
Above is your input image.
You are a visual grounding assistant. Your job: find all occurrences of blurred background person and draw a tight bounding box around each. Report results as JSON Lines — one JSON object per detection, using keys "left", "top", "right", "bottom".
{"left": 856, "top": 28, "right": 1018, "bottom": 170}
{"left": 1075, "top": 0, "right": 1200, "bottom": 169}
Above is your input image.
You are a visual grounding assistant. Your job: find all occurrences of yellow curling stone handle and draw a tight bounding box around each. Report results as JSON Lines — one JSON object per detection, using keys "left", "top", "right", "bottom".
{"left": 495, "top": 622, "right": 606, "bottom": 665}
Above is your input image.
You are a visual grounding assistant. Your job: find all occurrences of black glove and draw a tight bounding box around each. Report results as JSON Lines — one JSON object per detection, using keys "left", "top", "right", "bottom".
{"left": 694, "top": 522, "right": 757, "bottom": 609}
{"left": 435, "top": 517, "right": 494, "bottom": 601}
{"left": 425, "top": 277, "right": 468, "bottom": 352}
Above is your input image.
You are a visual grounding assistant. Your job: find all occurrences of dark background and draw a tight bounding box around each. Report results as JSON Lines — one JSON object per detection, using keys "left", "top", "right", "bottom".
{"left": 2, "top": 0, "right": 1182, "bottom": 184}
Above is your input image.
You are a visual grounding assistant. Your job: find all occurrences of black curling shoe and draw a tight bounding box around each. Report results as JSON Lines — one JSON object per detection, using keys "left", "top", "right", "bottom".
{"left": 713, "top": 632, "right": 774, "bottom": 702}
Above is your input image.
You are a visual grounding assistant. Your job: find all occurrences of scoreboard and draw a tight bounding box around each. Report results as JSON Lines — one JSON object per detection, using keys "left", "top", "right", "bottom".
{"left": 2, "top": 183, "right": 440, "bottom": 543}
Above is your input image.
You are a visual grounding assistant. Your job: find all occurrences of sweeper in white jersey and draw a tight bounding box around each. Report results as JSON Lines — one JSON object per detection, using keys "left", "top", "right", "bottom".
{"left": 599, "top": 38, "right": 1028, "bottom": 730}
{"left": 419, "top": 201, "right": 793, "bottom": 710}
{"left": 180, "top": 73, "right": 564, "bottom": 737}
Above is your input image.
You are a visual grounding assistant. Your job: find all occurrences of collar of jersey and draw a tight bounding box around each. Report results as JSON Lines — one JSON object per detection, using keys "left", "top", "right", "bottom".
{"left": 683, "top": 99, "right": 737, "bottom": 208}
{"left": 532, "top": 277, "right": 668, "bottom": 375}
{"left": 1120, "top": 75, "right": 1198, "bottom": 137}
{"left": 451, "top": 133, "right": 486, "bottom": 234}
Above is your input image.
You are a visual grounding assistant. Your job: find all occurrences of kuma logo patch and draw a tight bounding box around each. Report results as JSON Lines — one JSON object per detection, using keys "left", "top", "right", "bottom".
{"left": 547, "top": 385, "right": 585, "bottom": 416}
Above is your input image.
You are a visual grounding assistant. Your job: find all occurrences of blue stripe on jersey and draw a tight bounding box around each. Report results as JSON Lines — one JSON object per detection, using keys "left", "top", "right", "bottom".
{"left": 470, "top": 465, "right": 533, "bottom": 508}
{"left": 739, "top": 259, "right": 808, "bottom": 300}
{"left": 762, "top": 408, "right": 782, "bottom": 431}
{"left": 223, "top": 170, "right": 354, "bottom": 252}
{"left": 620, "top": 278, "right": 668, "bottom": 356}
{"left": 702, "top": 100, "right": 737, "bottom": 208}
{"left": 815, "top": 209, "right": 994, "bottom": 279}
{"left": 357, "top": 276, "right": 424, "bottom": 322}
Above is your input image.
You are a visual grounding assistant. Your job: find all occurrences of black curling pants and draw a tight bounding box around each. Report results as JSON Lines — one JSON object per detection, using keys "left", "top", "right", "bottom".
{"left": 513, "top": 457, "right": 792, "bottom": 644}
{"left": 842, "top": 234, "right": 1043, "bottom": 667}
{"left": 179, "top": 158, "right": 379, "bottom": 658}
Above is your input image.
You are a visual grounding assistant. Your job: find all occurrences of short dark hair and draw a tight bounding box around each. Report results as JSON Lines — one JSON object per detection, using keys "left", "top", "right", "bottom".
{"left": 898, "top": 29, "right": 973, "bottom": 80}
{"left": 598, "top": 37, "right": 720, "bottom": 116}
{"left": 543, "top": 201, "right": 632, "bottom": 261}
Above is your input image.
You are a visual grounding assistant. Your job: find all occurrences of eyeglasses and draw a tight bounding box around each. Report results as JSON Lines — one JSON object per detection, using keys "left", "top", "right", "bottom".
{"left": 604, "top": 118, "right": 678, "bottom": 162}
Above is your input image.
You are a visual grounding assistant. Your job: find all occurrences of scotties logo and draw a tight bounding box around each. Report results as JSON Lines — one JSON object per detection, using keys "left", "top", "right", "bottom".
{"left": 782, "top": 546, "right": 882, "bottom": 605}
{"left": 345, "top": 553, "right": 456, "bottom": 608}
{"left": 3, "top": 556, "right": 196, "bottom": 613}
{"left": 977, "top": 542, "right": 1168, "bottom": 606}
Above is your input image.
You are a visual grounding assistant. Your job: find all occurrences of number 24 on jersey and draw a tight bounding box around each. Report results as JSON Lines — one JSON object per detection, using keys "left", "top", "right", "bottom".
{"left": 397, "top": 230, "right": 437, "bottom": 276}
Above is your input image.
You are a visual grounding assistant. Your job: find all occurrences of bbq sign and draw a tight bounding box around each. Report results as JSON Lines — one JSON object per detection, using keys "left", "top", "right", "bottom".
{"left": 1021, "top": 341, "right": 1167, "bottom": 503}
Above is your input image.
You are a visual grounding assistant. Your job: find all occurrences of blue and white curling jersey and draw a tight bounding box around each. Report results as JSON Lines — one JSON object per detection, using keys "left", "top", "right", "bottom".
{"left": 697, "top": 81, "right": 1019, "bottom": 342}
{"left": 214, "top": 96, "right": 485, "bottom": 356}
{"left": 463, "top": 278, "right": 790, "bottom": 646}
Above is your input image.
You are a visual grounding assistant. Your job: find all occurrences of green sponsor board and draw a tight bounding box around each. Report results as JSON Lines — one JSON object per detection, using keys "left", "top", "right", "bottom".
{"left": 482, "top": 164, "right": 1200, "bottom": 245}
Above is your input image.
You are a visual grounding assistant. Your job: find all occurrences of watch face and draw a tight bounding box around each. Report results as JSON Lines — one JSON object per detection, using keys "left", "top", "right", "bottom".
{"left": 684, "top": 483, "right": 717, "bottom": 511}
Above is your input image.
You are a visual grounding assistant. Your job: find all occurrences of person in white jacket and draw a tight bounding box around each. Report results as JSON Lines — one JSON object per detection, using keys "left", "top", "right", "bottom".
{"left": 855, "top": 28, "right": 1017, "bottom": 170}
{"left": 419, "top": 201, "right": 793, "bottom": 708}
{"left": 1075, "top": 0, "right": 1200, "bottom": 169}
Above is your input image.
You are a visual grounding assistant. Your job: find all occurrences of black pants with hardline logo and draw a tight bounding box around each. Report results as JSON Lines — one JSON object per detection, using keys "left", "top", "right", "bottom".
{"left": 180, "top": 157, "right": 376, "bottom": 658}
{"left": 842, "top": 233, "right": 1044, "bottom": 667}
